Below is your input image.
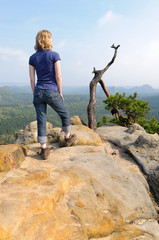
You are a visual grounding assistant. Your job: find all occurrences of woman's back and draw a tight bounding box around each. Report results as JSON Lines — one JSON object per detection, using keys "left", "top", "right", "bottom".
{"left": 29, "top": 49, "right": 61, "bottom": 90}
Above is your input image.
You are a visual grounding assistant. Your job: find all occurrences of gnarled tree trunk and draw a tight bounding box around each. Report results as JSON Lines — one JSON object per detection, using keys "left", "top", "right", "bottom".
{"left": 87, "top": 44, "right": 120, "bottom": 130}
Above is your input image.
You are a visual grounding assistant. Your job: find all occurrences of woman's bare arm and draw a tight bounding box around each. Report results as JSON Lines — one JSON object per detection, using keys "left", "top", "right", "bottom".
{"left": 29, "top": 65, "right": 35, "bottom": 93}
{"left": 55, "top": 60, "right": 64, "bottom": 101}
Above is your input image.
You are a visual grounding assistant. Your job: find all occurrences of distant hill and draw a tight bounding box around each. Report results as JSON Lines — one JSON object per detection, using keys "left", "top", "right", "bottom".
{"left": 62, "top": 84, "right": 159, "bottom": 96}
{"left": 0, "top": 84, "right": 159, "bottom": 98}
{"left": 0, "top": 87, "right": 32, "bottom": 106}
{"left": 0, "top": 86, "right": 32, "bottom": 94}
{"left": 97, "top": 84, "right": 159, "bottom": 96}
{"left": 130, "top": 84, "right": 155, "bottom": 94}
{"left": 1, "top": 84, "right": 159, "bottom": 96}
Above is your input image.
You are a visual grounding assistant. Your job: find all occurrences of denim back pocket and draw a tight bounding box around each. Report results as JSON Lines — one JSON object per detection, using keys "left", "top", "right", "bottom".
{"left": 45, "top": 90, "right": 58, "bottom": 99}
{"left": 33, "top": 90, "right": 43, "bottom": 105}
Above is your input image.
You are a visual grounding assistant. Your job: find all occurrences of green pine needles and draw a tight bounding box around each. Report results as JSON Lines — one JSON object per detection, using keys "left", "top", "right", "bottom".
{"left": 97, "top": 92, "right": 159, "bottom": 134}
{"left": 104, "top": 92, "right": 150, "bottom": 123}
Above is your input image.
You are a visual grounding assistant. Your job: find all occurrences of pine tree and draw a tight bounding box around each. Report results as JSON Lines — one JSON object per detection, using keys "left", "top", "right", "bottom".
{"left": 103, "top": 92, "right": 150, "bottom": 126}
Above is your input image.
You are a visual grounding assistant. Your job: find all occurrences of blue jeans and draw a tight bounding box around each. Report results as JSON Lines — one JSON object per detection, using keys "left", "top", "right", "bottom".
{"left": 33, "top": 89, "right": 71, "bottom": 143}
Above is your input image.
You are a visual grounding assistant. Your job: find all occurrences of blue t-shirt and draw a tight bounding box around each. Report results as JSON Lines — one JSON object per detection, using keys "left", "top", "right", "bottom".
{"left": 29, "top": 49, "right": 61, "bottom": 91}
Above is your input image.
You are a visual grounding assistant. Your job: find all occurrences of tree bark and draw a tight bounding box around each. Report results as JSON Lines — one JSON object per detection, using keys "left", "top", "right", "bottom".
{"left": 87, "top": 82, "right": 98, "bottom": 129}
{"left": 87, "top": 44, "right": 120, "bottom": 130}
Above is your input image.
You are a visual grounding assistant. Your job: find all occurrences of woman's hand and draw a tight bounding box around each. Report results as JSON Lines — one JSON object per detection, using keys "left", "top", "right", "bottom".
{"left": 60, "top": 93, "right": 64, "bottom": 102}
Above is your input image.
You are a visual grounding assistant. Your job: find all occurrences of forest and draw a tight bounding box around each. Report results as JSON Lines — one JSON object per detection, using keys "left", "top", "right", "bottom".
{"left": 0, "top": 86, "right": 159, "bottom": 143}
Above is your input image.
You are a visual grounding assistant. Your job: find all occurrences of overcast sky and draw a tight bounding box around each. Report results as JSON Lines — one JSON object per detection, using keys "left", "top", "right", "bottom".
{"left": 0, "top": 0, "right": 159, "bottom": 88}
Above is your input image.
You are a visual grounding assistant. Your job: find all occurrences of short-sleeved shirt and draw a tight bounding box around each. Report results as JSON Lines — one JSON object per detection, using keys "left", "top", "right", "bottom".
{"left": 29, "top": 49, "right": 61, "bottom": 91}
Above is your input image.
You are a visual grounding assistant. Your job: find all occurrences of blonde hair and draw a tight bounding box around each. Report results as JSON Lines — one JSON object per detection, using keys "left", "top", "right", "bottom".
{"left": 34, "top": 30, "right": 52, "bottom": 51}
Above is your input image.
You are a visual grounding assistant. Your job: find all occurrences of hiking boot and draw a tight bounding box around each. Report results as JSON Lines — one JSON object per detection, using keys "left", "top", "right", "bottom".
{"left": 40, "top": 147, "right": 50, "bottom": 160}
{"left": 65, "top": 134, "right": 77, "bottom": 147}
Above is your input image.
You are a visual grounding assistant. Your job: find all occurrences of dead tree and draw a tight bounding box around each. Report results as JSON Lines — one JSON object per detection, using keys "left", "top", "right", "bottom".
{"left": 87, "top": 44, "right": 120, "bottom": 130}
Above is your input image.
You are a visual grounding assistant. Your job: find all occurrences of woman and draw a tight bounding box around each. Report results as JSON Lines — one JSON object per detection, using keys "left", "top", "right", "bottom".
{"left": 29, "top": 30, "right": 76, "bottom": 160}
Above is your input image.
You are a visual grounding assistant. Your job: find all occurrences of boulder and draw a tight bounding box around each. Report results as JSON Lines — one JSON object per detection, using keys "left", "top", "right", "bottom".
{"left": 15, "top": 118, "right": 101, "bottom": 147}
{"left": 95, "top": 124, "right": 145, "bottom": 148}
{"left": 47, "top": 127, "right": 62, "bottom": 143}
{"left": 125, "top": 123, "right": 146, "bottom": 134}
{"left": 0, "top": 144, "right": 27, "bottom": 172}
{"left": 70, "top": 115, "right": 83, "bottom": 125}
{"left": 15, "top": 121, "right": 53, "bottom": 145}
{"left": 59, "top": 125, "right": 103, "bottom": 147}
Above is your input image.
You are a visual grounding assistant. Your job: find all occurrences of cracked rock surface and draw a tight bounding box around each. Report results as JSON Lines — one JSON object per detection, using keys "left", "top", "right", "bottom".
{"left": 96, "top": 124, "right": 159, "bottom": 206}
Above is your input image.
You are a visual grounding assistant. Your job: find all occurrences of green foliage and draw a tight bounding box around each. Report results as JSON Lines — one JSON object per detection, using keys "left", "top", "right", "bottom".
{"left": 102, "top": 115, "right": 108, "bottom": 124}
{"left": 109, "top": 117, "right": 119, "bottom": 124}
{"left": 103, "top": 92, "right": 150, "bottom": 124}
{"left": 148, "top": 116, "right": 159, "bottom": 134}
{"left": 97, "top": 115, "right": 109, "bottom": 127}
{"left": 136, "top": 117, "right": 148, "bottom": 128}
{"left": 97, "top": 121, "right": 103, "bottom": 127}
{"left": 137, "top": 116, "right": 159, "bottom": 134}
{"left": 98, "top": 92, "right": 159, "bottom": 135}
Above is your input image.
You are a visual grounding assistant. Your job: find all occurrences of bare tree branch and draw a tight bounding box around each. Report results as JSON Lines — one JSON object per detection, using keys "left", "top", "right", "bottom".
{"left": 99, "top": 79, "right": 110, "bottom": 97}
{"left": 87, "top": 44, "right": 120, "bottom": 130}
{"left": 102, "top": 44, "right": 120, "bottom": 73}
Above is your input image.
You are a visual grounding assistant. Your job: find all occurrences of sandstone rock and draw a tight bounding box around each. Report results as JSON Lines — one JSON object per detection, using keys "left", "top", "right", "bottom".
{"left": 15, "top": 121, "right": 53, "bottom": 145}
{"left": 0, "top": 144, "right": 27, "bottom": 172}
{"left": 128, "top": 133, "right": 159, "bottom": 173}
{"left": 125, "top": 123, "right": 146, "bottom": 134}
{"left": 59, "top": 125, "right": 103, "bottom": 147}
{"left": 47, "top": 127, "right": 61, "bottom": 143}
{"left": 96, "top": 124, "right": 159, "bottom": 206}
{"left": 0, "top": 142, "right": 158, "bottom": 240}
{"left": 1, "top": 122, "right": 159, "bottom": 239}
{"left": 70, "top": 115, "right": 83, "bottom": 125}
{"left": 24, "top": 121, "right": 38, "bottom": 132}
{"left": 15, "top": 117, "right": 89, "bottom": 146}
{"left": 95, "top": 124, "right": 143, "bottom": 148}
{"left": 24, "top": 121, "right": 53, "bottom": 133}
{"left": 91, "top": 219, "right": 159, "bottom": 239}
{"left": 127, "top": 133, "right": 159, "bottom": 205}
